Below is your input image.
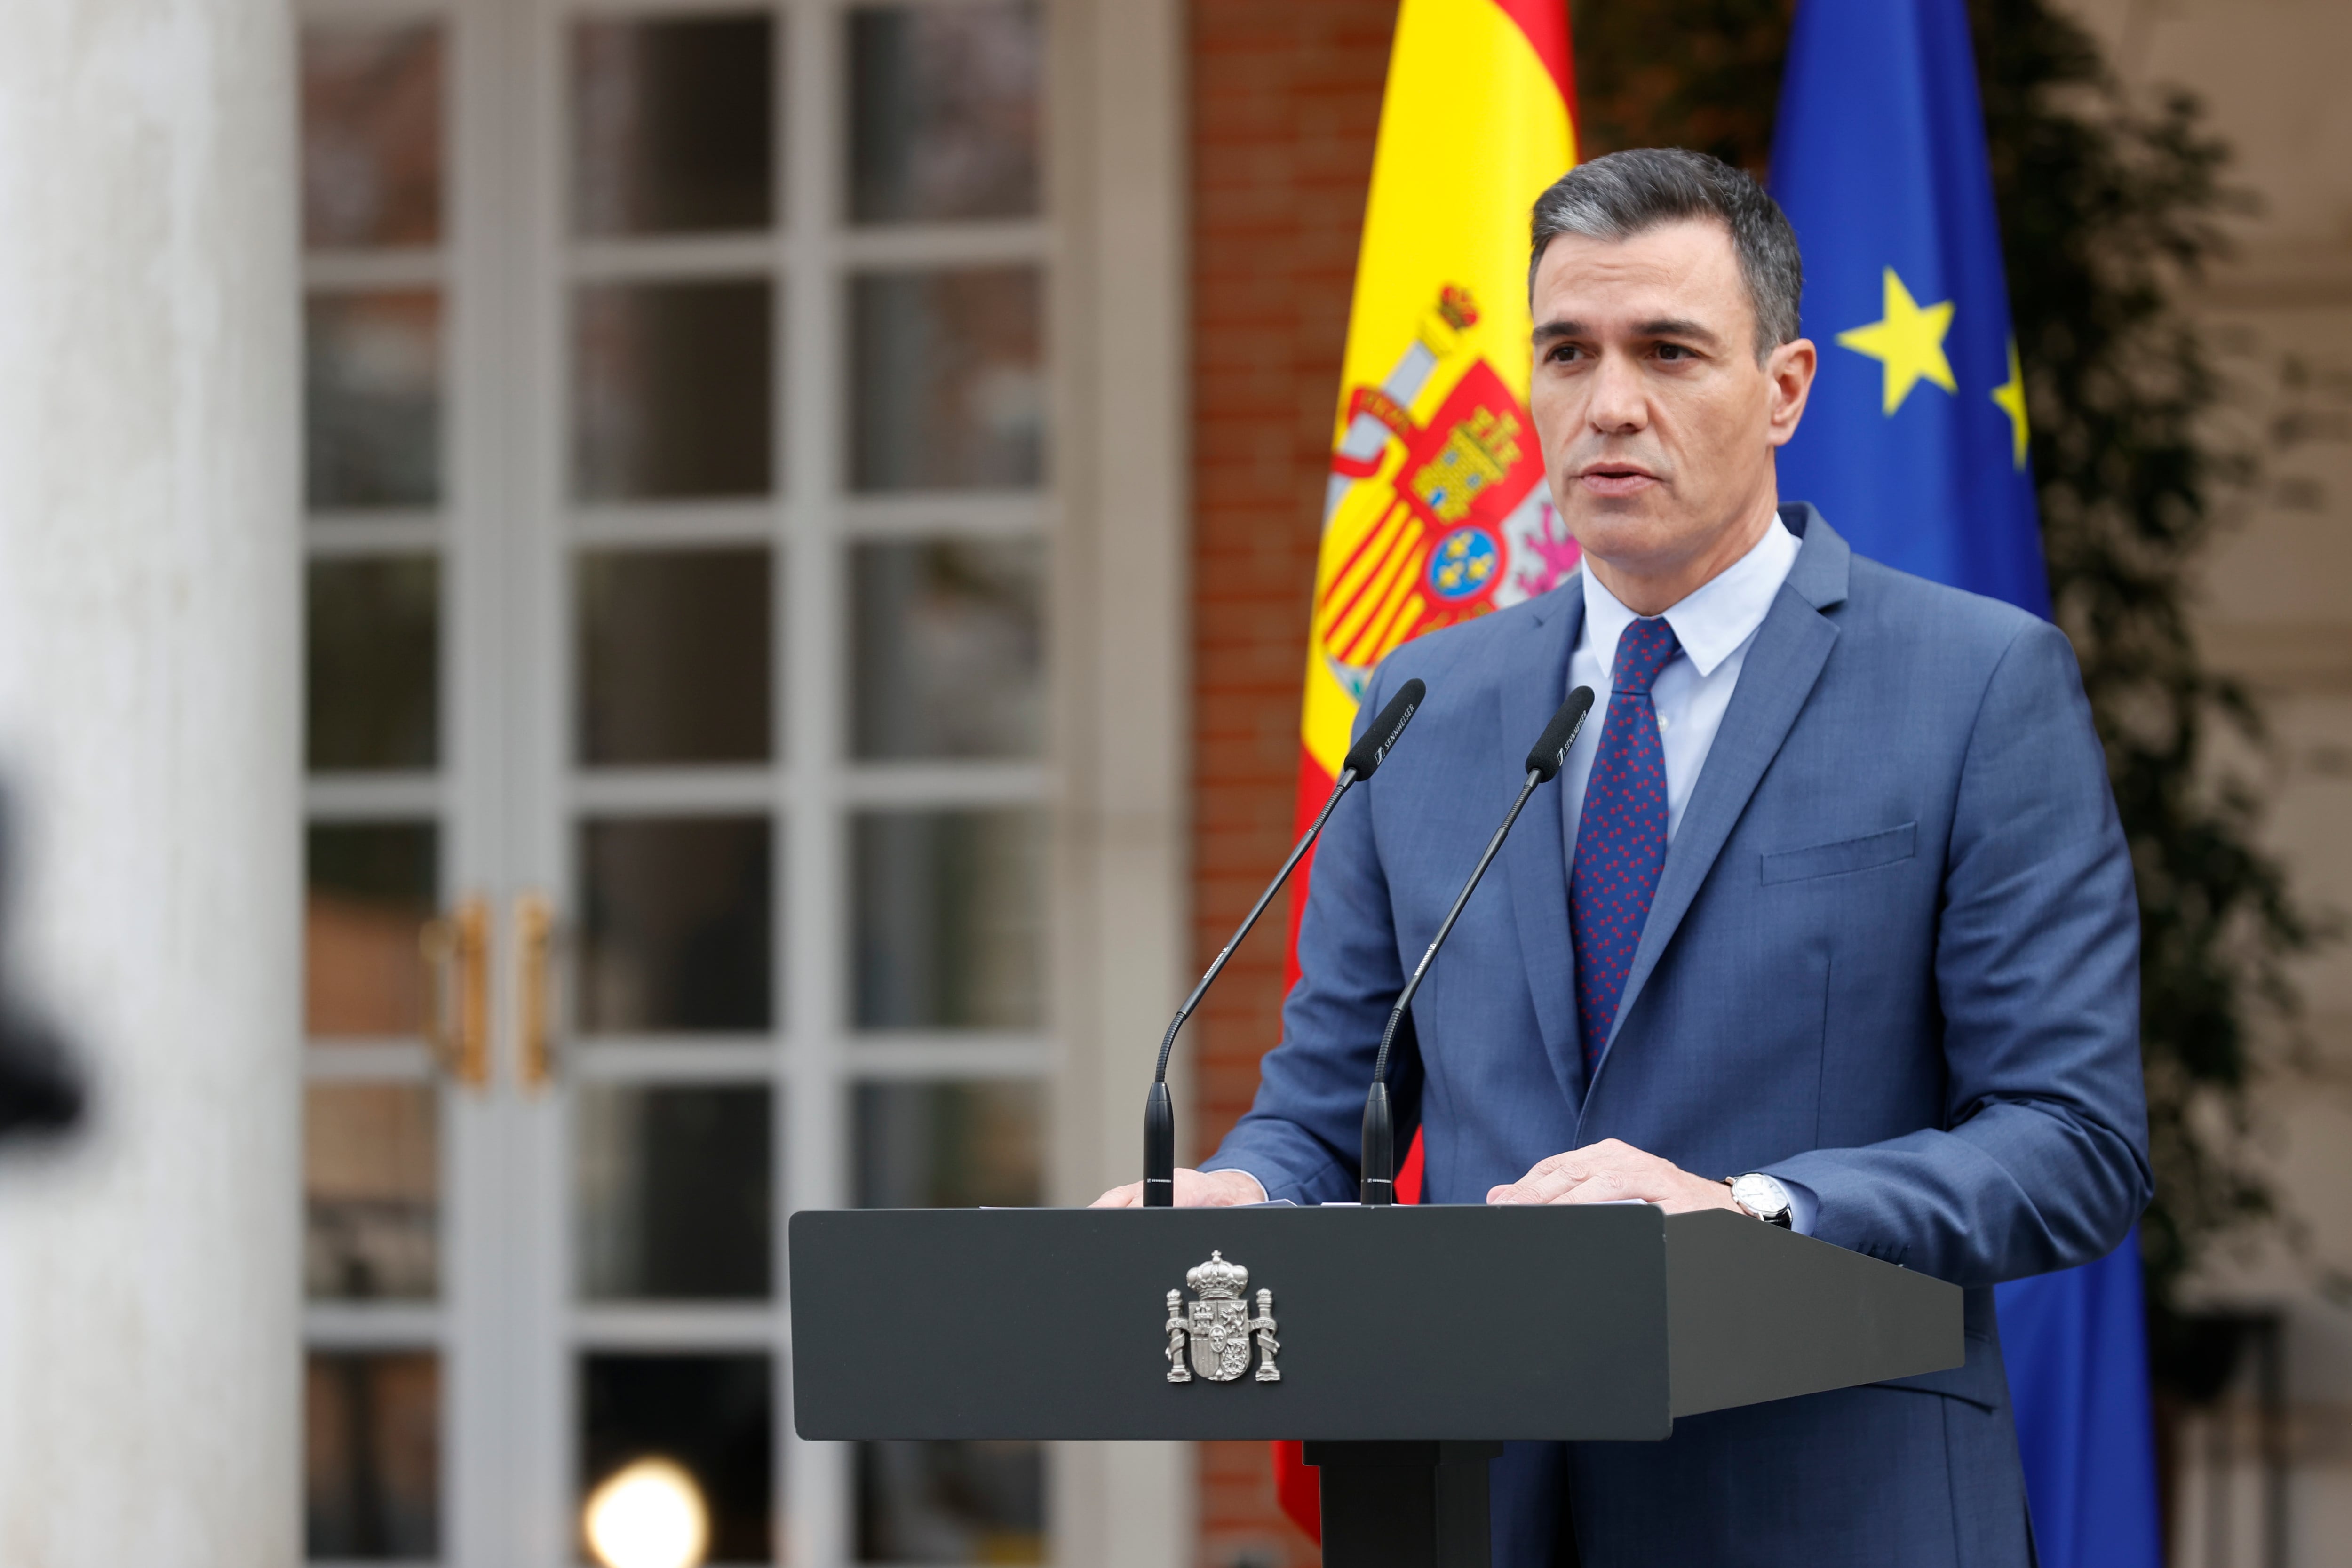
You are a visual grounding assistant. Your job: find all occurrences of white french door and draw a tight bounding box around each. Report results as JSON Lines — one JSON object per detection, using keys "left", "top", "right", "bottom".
{"left": 298, "top": 2, "right": 1058, "bottom": 1564}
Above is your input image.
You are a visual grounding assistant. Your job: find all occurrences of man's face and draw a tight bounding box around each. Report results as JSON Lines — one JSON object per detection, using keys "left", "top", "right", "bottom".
{"left": 1528, "top": 218, "right": 1813, "bottom": 582}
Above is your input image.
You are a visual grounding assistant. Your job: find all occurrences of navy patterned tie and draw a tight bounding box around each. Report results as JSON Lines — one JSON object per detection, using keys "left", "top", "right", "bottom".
{"left": 1570, "top": 616, "right": 1682, "bottom": 1069}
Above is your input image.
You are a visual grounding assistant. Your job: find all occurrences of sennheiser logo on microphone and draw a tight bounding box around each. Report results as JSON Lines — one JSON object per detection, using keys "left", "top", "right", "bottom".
{"left": 1373, "top": 700, "right": 1418, "bottom": 768}
{"left": 1344, "top": 678, "right": 1426, "bottom": 782}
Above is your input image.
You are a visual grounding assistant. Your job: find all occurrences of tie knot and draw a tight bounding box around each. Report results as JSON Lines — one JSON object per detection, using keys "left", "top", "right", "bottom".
{"left": 1611, "top": 616, "right": 1681, "bottom": 694}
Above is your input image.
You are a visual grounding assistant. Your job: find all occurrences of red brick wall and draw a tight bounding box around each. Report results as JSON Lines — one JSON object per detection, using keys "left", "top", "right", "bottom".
{"left": 1189, "top": 3, "right": 1396, "bottom": 1565}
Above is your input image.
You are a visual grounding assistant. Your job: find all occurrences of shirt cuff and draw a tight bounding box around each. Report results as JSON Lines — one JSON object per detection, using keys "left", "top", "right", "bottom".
{"left": 1777, "top": 1174, "right": 1820, "bottom": 1235}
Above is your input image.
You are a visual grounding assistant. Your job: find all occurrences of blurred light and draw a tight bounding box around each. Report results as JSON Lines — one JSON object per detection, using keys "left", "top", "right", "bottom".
{"left": 584, "top": 1457, "right": 709, "bottom": 1568}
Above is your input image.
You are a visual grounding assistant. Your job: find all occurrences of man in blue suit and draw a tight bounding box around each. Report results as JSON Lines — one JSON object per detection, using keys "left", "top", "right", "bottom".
{"left": 1094, "top": 149, "right": 2149, "bottom": 1566}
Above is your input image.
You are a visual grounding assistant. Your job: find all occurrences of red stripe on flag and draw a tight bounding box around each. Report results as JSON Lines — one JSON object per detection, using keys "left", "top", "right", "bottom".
{"left": 1397, "top": 1126, "right": 1427, "bottom": 1204}
{"left": 1489, "top": 0, "right": 1576, "bottom": 120}
{"left": 1273, "top": 1439, "right": 1321, "bottom": 1544}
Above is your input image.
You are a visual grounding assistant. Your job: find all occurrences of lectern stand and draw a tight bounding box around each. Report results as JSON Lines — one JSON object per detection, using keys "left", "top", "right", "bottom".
{"left": 790, "top": 1204, "right": 1960, "bottom": 1567}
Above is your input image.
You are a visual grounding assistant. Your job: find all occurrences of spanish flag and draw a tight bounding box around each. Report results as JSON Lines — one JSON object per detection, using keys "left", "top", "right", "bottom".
{"left": 1273, "top": 0, "right": 1575, "bottom": 1539}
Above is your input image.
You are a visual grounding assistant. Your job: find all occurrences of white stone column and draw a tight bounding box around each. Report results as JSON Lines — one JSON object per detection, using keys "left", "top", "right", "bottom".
{"left": 1051, "top": 0, "right": 1195, "bottom": 1563}
{"left": 0, "top": 3, "right": 301, "bottom": 1566}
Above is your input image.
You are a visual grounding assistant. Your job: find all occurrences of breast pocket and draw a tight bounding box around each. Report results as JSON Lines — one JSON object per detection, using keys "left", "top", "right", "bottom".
{"left": 1759, "top": 821, "right": 1918, "bottom": 885}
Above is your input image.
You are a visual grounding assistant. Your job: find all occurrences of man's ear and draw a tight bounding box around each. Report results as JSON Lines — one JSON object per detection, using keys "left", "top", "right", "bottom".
{"left": 1765, "top": 338, "right": 1817, "bottom": 449}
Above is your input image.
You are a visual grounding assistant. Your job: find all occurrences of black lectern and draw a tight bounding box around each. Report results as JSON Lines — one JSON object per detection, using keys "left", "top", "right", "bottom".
{"left": 791, "top": 1204, "right": 1960, "bottom": 1567}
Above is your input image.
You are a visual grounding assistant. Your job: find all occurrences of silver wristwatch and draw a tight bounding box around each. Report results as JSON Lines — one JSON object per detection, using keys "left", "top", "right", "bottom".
{"left": 1726, "top": 1172, "right": 1794, "bottom": 1228}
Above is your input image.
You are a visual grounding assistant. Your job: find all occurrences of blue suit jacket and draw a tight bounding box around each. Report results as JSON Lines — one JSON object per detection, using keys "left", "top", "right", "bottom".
{"left": 1203, "top": 508, "right": 2151, "bottom": 1567}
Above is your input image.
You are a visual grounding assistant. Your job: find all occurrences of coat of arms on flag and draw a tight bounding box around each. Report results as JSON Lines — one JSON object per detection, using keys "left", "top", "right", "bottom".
{"left": 1315, "top": 283, "right": 1579, "bottom": 703}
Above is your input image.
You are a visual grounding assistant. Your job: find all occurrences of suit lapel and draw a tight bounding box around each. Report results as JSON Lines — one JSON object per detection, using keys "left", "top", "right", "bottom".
{"left": 1599, "top": 512, "right": 1852, "bottom": 1054}
{"left": 1499, "top": 581, "right": 1587, "bottom": 1108}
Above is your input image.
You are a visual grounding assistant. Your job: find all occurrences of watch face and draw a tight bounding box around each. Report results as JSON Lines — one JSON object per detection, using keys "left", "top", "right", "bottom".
{"left": 1732, "top": 1174, "right": 1786, "bottom": 1218}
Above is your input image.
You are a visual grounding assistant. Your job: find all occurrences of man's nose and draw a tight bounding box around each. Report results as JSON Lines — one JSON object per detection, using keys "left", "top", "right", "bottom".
{"left": 1585, "top": 350, "right": 1649, "bottom": 433}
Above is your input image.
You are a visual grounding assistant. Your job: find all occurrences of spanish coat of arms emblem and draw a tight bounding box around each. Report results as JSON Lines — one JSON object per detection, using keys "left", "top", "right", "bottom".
{"left": 1164, "top": 1251, "right": 1279, "bottom": 1384}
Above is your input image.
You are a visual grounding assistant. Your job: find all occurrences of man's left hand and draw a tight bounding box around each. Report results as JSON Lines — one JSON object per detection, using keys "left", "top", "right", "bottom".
{"left": 1486, "top": 1138, "right": 1742, "bottom": 1213}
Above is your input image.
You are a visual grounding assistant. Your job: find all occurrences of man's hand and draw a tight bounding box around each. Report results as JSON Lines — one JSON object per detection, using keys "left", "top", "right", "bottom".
{"left": 1090, "top": 1167, "right": 1269, "bottom": 1209}
{"left": 1486, "top": 1139, "right": 1740, "bottom": 1213}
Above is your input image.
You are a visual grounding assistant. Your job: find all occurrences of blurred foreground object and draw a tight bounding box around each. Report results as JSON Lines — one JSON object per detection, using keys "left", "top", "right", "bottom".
{"left": 0, "top": 992, "right": 80, "bottom": 1138}
{"left": 0, "top": 1, "right": 302, "bottom": 1565}
{"left": 0, "top": 793, "right": 81, "bottom": 1140}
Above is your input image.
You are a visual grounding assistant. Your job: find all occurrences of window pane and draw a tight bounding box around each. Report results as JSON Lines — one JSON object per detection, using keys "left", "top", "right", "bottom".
{"left": 307, "top": 290, "right": 443, "bottom": 509}
{"left": 853, "top": 1080, "right": 1040, "bottom": 1209}
{"left": 573, "top": 14, "right": 775, "bottom": 236}
{"left": 578, "top": 816, "right": 773, "bottom": 1033}
{"left": 850, "top": 268, "right": 1042, "bottom": 492}
{"left": 581, "top": 1353, "right": 774, "bottom": 1564}
{"left": 302, "top": 22, "right": 443, "bottom": 249}
{"left": 306, "top": 1351, "right": 440, "bottom": 1559}
{"left": 575, "top": 280, "right": 774, "bottom": 501}
{"left": 306, "top": 1082, "right": 438, "bottom": 1300}
{"left": 577, "top": 1083, "right": 772, "bottom": 1300}
{"left": 857, "top": 1440, "right": 1045, "bottom": 1564}
{"left": 309, "top": 555, "right": 439, "bottom": 771}
{"left": 848, "top": 2, "right": 1040, "bottom": 224}
{"left": 851, "top": 538, "right": 1043, "bottom": 760}
{"left": 578, "top": 548, "right": 772, "bottom": 766}
{"left": 853, "top": 810, "right": 1041, "bottom": 1029}
{"left": 307, "top": 822, "right": 437, "bottom": 1039}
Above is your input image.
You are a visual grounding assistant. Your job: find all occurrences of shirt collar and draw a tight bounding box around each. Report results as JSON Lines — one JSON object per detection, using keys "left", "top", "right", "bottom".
{"left": 1578, "top": 515, "right": 1802, "bottom": 680}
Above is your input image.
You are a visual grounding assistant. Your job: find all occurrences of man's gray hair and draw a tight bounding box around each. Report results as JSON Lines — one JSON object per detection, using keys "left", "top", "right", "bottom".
{"left": 1528, "top": 148, "right": 1803, "bottom": 358}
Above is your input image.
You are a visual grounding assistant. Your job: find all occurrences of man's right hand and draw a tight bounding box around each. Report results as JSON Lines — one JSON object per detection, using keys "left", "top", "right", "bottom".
{"left": 1089, "top": 1167, "right": 1269, "bottom": 1208}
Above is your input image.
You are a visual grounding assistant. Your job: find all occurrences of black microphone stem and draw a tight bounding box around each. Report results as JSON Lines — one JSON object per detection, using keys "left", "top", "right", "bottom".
{"left": 1142, "top": 769, "right": 1354, "bottom": 1207}
{"left": 1360, "top": 768, "right": 1540, "bottom": 1204}
{"left": 1153, "top": 770, "right": 1352, "bottom": 1087}
{"left": 1143, "top": 676, "right": 1430, "bottom": 1207}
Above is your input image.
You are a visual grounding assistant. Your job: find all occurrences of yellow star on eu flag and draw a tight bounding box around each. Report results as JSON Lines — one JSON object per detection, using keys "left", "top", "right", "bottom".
{"left": 1836, "top": 268, "right": 1957, "bottom": 415}
{"left": 1991, "top": 334, "right": 2029, "bottom": 469}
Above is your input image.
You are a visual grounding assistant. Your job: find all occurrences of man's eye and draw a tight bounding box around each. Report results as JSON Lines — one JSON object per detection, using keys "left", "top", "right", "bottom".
{"left": 1547, "top": 343, "right": 1584, "bottom": 363}
{"left": 1656, "top": 343, "right": 1692, "bottom": 361}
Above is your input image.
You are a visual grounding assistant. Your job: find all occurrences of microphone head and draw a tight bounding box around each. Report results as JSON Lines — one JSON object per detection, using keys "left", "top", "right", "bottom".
{"left": 1343, "top": 677, "right": 1426, "bottom": 780}
{"left": 1525, "top": 686, "right": 1597, "bottom": 782}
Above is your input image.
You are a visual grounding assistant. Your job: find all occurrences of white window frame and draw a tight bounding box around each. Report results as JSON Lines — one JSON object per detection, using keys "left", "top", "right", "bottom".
{"left": 299, "top": 0, "right": 1188, "bottom": 1562}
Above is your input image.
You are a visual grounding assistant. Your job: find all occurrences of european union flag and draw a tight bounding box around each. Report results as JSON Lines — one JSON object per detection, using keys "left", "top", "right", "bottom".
{"left": 1770, "top": 4, "right": 2161, "bottom": 1566}
{"left": 1771, "top": 0, "right": 2045, "bottom": 612}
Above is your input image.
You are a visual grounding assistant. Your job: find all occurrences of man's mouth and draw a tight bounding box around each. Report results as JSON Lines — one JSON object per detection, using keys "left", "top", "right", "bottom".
{"left": 1575, "top": 463, "right": 1661, "bottom": 498}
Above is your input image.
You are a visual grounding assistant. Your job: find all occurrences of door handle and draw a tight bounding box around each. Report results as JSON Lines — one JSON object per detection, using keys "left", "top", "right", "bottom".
{"left": 516, "top": 891, "right": 557, "bottom": 1090}
{"left": 419, "top": 896, "right": 491, "bottom": 1088}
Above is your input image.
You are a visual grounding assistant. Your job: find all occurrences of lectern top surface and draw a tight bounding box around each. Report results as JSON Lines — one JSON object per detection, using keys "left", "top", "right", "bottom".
{"left": 788, "top": 1204, "right": 1960, "bottom": 1442}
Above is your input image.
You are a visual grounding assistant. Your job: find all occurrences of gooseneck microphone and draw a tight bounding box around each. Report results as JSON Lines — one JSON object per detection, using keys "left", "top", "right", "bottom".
{"left": 1360, "top": 686, "right": 1596, "bottom": 1204}
{"left": 1144, "top": 679, "right": 1427, "bottom": 1205}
